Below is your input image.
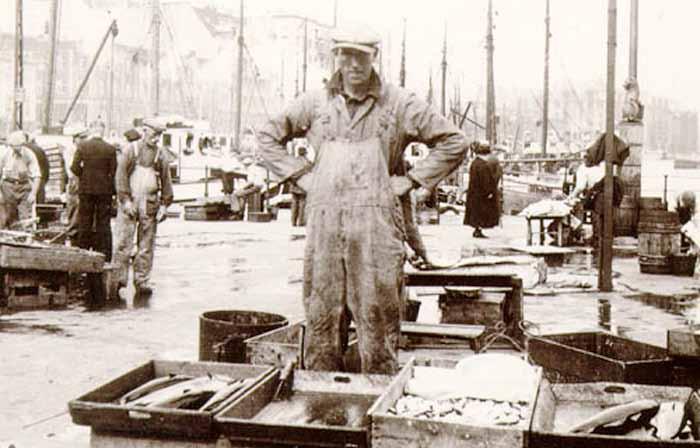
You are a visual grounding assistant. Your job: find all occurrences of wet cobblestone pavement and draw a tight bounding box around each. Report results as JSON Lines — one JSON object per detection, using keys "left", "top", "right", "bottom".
{"left": 1, "top": 209, "right": 698, "bottom": 447}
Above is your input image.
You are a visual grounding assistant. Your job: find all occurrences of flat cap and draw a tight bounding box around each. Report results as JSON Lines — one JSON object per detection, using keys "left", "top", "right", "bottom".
{"left": 7, "top": 130, "right": 26, "bottom": 147}
{"left": 331, "top": 24, "right": 380, "bottom": 54}
{"left": 123, "top": 128, "right": 142, "bottom": 142}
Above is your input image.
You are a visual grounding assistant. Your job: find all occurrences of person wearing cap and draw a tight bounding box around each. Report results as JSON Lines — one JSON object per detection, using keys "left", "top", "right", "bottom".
{"left": 464, "top": 143, "right": 500, "bottom": 238}
{"left": 0, "top": 130, "right": 41, "bottom": 229}
{"left": 258, "top": 25, "right": 467, "bottom": 374}
{"left": 71, "top": 121, "right": 117, "bottom": 262}
{"left": 290, "top": 145, "right": 311, "bottom": 226}
{"left": 230, "top": 154, "right": 268, "bottom": 218}
{"left": 25, "top": 133, "right": 50, "bottom": 204}
{"left": 62, "top": 128, "right": 89, "bottom": 245}
{"left": 113, "top": 119, "right": 173, "bottom": 296}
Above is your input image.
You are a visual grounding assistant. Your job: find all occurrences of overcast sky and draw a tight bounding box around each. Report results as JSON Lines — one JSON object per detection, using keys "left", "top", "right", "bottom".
{"left": 204, "top": 0, "right": 699, "bottom": 112}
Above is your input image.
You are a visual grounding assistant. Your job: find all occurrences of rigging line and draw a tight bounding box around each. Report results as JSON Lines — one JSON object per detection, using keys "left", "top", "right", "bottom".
{"left": 242, "top": 43, "right": 271, "bottom": 121}
{"left": 530, "top": 89, "right": 564, "bottom": 142}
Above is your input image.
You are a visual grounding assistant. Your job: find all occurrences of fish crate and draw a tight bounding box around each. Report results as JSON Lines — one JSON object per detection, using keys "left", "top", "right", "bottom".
{"left": 528, "top": 332, "right": 672, "bottom": 385}
{"left": 369, "top": 358, "right": 542, "bottom": 448}
{"left": 214, "top": 369, "right": 393, "bottom": 448}
{"left": 668, "top": 327, "right": 700, "bottom": 359}
{"left": 68, "top": 360, "right": 275, "bottom": 439}
{"left": 245, "top": 320, "right": 485, "bottom": 372}
{"left": 184, "top": 201, "right": 231, "bottom": 221}
{"left": 245, "top": 320, "right": 361, "bottom": 372}
{"left": 2, "top": 269, "right": 69, "bottom": 310}
{"left": 528, "top": 381, "right": 700, "bottom": 447}
{"left": 438, "top": 289, "right": 507, "bottom": 327}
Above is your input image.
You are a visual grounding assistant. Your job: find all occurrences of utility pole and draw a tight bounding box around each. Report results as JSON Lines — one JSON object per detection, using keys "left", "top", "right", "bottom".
{"left": 399, "top": 18, "right": 406, "bottom": 87}
{"left": 486, "top": 0, "right": 496, "bottom": 146}
{"left": 330, "top": 0, "right": 338, "bottom": 75}
{"left": 107, "top": 16, "right": 115, "bottom": 133}
{"left": 13, "top": 0, "right": 24, "bottom": 130}
{"left": 629, "top": 0, "right": 638, "bottom": 82}
{"left": 151, "top": 0, "right": 161, "bottom": 116}
{"left": 234, "top": 0, "right": 244, "bottom": 149}
{"left": 302, "top": 17, "right": 308, "bottom": 93}
{"left": 440, "top": 23, "right": 447, "bottom": 117}
{"left": 541, "top": 0, "right": 550, "bottom": 155}
{"left": 599, "top": 0, "right": 617, "bottom": 292}
{"left": 43, "top": 0, "right": 59, "bottom": 133}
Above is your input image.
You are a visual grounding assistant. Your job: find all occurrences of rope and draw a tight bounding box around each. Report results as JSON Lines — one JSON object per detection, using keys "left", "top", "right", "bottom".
{"left": 476, "top": 321, "right": 527, "bottom": 354}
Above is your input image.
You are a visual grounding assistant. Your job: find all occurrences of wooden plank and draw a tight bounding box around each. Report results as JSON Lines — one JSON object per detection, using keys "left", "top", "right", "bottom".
{"left": 400, "top": 322, "right": 485, "bottom": 339}
{"left": 0, "top": 244, "right": 104, "bottom": 272}
{"left": 405, "top": 271, "right": 519, "bottom": 288}
{"left": 438, "top": 292, "right": 505, "bottom": 326}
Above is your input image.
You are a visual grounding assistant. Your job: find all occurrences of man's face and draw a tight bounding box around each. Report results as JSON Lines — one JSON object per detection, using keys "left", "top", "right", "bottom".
{"left": 336, "top": 48, "right": 375, "bottom": 87}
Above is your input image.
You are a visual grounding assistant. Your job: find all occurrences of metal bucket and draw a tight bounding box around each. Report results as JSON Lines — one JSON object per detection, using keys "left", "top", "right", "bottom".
{"left": 199, "top": 310, "right": 288, "bottom": 363}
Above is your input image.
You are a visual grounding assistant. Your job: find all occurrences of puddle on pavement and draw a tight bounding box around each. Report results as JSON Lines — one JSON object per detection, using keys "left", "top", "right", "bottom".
{"left": 0, "top": 320, "right": 67, "bottom": 335}
{"left": 623, "top": 292, "right": 700, "bottom": 316}
{"left": 156, "top": 232, "right": 260, "bottom": 248}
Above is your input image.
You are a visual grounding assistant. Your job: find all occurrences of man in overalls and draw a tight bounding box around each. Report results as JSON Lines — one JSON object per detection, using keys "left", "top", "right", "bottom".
{"left": 0, "top": 131, "right": 41, "bottom": 229}
{"left": 258, "top": 27, "right": 467, "bottom": 374}
{"left": 114, "top": 121, "right": 173, "bottom": 296}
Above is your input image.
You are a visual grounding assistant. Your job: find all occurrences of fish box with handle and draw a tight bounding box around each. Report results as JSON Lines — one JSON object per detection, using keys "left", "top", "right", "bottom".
{"left": 68, "top": 360, "right": 275, "bottom": 439}
{"left": 369, "top": 357, "right": 542, "bottom": 448}
{"left": 528, "top": 381, "right": 700, "bottom": 447}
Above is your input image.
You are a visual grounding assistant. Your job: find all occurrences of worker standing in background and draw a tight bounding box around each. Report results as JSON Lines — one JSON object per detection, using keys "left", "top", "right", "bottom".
{"left": 114, "top": 121, "right": 173, "bottom": 297}
{"left": 258, "top": 26, "right": 466, "bottom": 374}
{"left": 290, "top": 146, "right": 311, "bottom": 227}
{"left": 25, "top": 133, "right": 49, "bottom": 205}
{"left": 62, "top": 128, "right": 88, "bottom": 245}
{"left": 0, "top": 131, "right": 41, "bottom": 229}
{"left": 464, "top": 144, "right": 500, "bottom": 238}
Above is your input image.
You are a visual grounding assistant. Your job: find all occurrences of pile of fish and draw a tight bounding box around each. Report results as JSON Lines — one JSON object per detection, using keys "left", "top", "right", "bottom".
{"left": 118, "top": 373, "right": 253, "bottom": 411}
{"left": 388, "top": 394, "right": 529, "bottom": 427}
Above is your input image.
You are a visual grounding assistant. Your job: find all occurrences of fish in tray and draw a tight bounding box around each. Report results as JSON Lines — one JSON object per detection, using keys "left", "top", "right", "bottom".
{"left": 389, "top": 395, "right": 529, "bottom": 427}
{"left": 568, "top": 399, "right": 693, "bottom": 441}
{"left": 119, "top": 374, "right": 253, "bottom": 411}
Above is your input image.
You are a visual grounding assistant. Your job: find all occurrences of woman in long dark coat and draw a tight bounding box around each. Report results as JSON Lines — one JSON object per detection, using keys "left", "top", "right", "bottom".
{"left": 464, "top": 145, "right": 500, "bottom": 238}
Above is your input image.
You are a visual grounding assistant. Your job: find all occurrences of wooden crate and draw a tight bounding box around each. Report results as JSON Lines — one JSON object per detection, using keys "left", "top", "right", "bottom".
{"left": 245, "top": 320, "right": 485, "bottom": 372}
{"left": 438, "top": 290, "right": 506, "bottom": 326}
{"left": 68, "top": 360, "right": 275, "bottom": 439}
{"left": 183, "top": 199, "right": 232, "bottom": 221}
{"left": 529, "top": 381, "right": 700, "bottom": 447}
{"left": 668, "top": 327, "right": 700, "bottom": 359}
{"left": 0, "top": 242, "right": 104, "bottom": 273}
{"left": 2, "top": 269, "right": 68, "bottom": 309}
{"left": 369, "top": 358, "right": 542, "bottom": 448}
{"left": 215, "top": 369, "right": 393, "bottom": 448}
{"left": 528, "top": 332, "right": 672, "bottom": 384}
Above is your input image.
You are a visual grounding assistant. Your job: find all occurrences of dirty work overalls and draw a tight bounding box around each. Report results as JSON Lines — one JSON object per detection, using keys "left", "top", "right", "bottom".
{"left": 0, "top": 150, "right": 34, "bottom": 229}
{"left": 114, "top": 143, "right": 161, "bottom": 288}
{"left": 304, "top": 137, "right": 406, "bottom": 374}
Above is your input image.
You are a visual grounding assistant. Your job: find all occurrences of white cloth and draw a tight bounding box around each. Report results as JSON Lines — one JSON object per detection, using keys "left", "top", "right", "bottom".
{"left": 519, "top": 199, "right": 572, "bottom": 218}
{"left": 570, "top": 163, "right": 605, "bottom": 199}
{"left": 246, "top": 163, "right": 268, "bottom": 189}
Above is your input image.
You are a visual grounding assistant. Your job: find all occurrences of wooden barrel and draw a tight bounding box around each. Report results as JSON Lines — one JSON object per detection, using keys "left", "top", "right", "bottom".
{"left": 639, "top": 196, "right": 664, "bottom": 210}
{"left": 638, "top": 210, "right": 680, "bottom": 274}
{"left": 614, "top": 195, "right": 639, "bottom": 237}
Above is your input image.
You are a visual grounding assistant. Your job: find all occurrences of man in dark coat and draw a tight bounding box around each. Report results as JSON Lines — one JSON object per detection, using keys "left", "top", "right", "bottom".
{"left": 70, "top": 122, "right": 117, "bottom": 261}
{"left": 464, "top": 144, "right": 499, "bottom": 238}
{"left": 25, "top": 135, "right": 49, "bottom": 204}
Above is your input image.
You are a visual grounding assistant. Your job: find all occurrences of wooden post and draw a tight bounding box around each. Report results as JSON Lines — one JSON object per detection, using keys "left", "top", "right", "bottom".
{"left": 13, "top": 0, "right": 24, "bottom": 130}
{"left": 440, "top": 23, "right": 447, "bottom": 117}
{"left": 151, "top": 0, "right": 160, "bottom": 116}
{"left": 43, "top": 0, "right": 59, "bottom": 133}
{"left": 234, "top": 0, "right": 244, "bottom": 148}
{"left": 485, "top": 0, "right": 496, "bottom": 146}
{"left": 599, "top": 0, "right": 616, "bottom": 292}
{"left": 107, "top": 26, "right": 115, "bottom": 133}
{"left": 302, "top": 17, "right": 308, "bottom": 93}
{"left": 541, "top": 0, "right": 550, "bottom": 155}
{"left": 399, "top": 18, "right": 406, "bottom": 88}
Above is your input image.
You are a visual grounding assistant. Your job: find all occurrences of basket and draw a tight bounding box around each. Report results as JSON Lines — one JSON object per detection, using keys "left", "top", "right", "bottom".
{"left": 670, "top": 254, "right": 697, "bottom": 277}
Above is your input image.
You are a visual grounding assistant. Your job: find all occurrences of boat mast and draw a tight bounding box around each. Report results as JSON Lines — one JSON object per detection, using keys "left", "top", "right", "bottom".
{"left": 599, "top": 0, "right": 617, "bottom": 292}
{"left": 541, "top": 0, "right": 550, "bottom": 155}
{"left": 151, "top": 0, "right": 161, "bottom": 116}
{"left": 13, "top": 0, "right": 24, "bottom": 130}
{"left": 302, "top": 17, "right": 308, "bottom": 93}
{"left": 234, "top": 0, "right": 244, "bottom": 149}
{"left": 43, "top": 0, "right": 59, "bottom": 133}
{"left": 440, "top": 23, "right": 447, "bottom": 117}
{"left": 485, "top": 0, "right": 496, "bottom": 146}
{"left": 399, "top": 18, "right": 406, "bottom": 87}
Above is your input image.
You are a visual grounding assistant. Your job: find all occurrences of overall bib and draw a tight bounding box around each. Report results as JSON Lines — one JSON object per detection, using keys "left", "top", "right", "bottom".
{"left": 303, "top": 137, "right": 406, "bottom": 374}
{"left": 114, "top": 145, "right": 161, "bottom": 288}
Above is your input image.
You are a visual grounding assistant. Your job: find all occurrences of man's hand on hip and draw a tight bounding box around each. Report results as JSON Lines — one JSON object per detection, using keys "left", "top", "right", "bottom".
{"left": 390, "top": 176, "right": 414, "bottom": 197}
